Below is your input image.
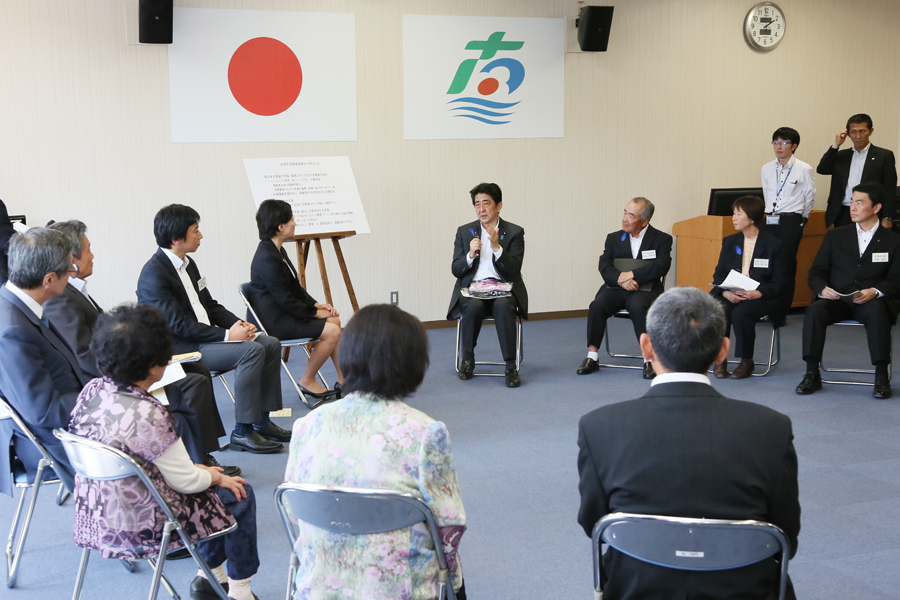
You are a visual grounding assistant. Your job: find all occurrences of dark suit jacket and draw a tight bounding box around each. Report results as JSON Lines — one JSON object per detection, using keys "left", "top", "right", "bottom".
{"left": 817, "top": 144, "right": 898, "bottom": 225}
{"left": 43, "top": 283, "right": 102, "bottom": 377}
{"left": 447, "top": 218, "right": 528, "bottom": 319}
{"left": 577, "top": 381, "right": 800, "bottom": 600}
{"left": 598, "top": 225, "right": 672, "bottom": 294}
{"left": 0, "top": 200, "right": 15, "bottom": 283}
{"left": 0, "top": 286, "right": 88, "bottom": 496}
{"left": 249, "top": 239, "right": 318, "bottom": 339}
{"left": 711, "top": 231, "right": 788, "bottom": 310}
{"left": 136, "top": 249, "right": 240, "bottom": 354}
{"left": 807, "top": 222, "right": 900, "bottom": 321}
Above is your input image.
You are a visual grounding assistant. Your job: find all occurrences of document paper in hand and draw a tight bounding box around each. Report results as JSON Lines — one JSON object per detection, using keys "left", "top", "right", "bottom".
{"left": 715, "top": 269, "right": 760, "bottom": 292}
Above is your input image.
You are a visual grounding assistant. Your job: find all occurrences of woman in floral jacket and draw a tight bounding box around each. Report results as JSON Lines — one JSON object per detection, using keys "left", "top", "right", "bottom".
{"left": 285, "top": 304, "right": 467, "bottom": 600}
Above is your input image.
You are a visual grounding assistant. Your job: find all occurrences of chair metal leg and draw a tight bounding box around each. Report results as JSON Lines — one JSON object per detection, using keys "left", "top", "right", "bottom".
{"left": 71, "top": 547, "right": 91, "bottom": 600}
{"left": 148, "top": 524, "right": 175, "bottom": 600}
{"left": 596, "top": 325, "right": 644, "bottom": 370}
{"left": 177, "top": 528, "right": 230, "bottom": 600}
{"left": 6, "top": 460, "right": 48, "bottom": 588}
{"left": 216, "top": 375, "right": 237, "bottom": 404}
{"left": 453, "top": 317, "right": 524, "bottom": 377}
{"left": 285, "top": 552, "right": 298, "bottom": 600}
{"left": 120, "top": 558, "right": 136, "bottom": 572}
{"left": 821, "top": 322, "right": 893, "bottom": 386}
{"left": 5, "top": 482, "right": 28, "bottom": 585}
{"left": 56, "top": 481, "right": 70, "bottom": 505}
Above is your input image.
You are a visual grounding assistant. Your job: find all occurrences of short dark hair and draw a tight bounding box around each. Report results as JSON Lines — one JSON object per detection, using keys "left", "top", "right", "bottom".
{"left": 469, "top": 183, "right": 502, "bottom": 205}
{"left": 646, "top": 287, "right": 726, "bottom": 374}
{"left": 8, "top": 228, "right": 72, "bottom": 289}
{"left": 852, "top": 182, "right": 887, "bottom": 214}
{"left": 48, "top": 220, "right": 88, "bottom": 259}
{"left": 772, "top": 127, "right": 800, "bottom": 147}
{"left": 92, "top": 303, "right": 173, "bottom": 385}
{"left": 256, "top": 199, "right": 293, "bottom": 241}
{"left": 339, "top": 304, "right": 429, "bottom": 399}
{"left": 154, "top": 204, "right": 200, "bottom": 249}
{"left": 847, "top": 113, "right": 873, "bottom": 130}
{"left": 732, "top": 195, "right": 766, "bottom": 226}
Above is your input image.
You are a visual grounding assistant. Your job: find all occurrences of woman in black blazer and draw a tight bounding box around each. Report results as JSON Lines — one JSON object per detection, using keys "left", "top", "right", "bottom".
{"left": 250, "top": 200, "right": 343, "bottom": 399}
{"left": 710, "top": 195, "right": 788, "bottom": 379}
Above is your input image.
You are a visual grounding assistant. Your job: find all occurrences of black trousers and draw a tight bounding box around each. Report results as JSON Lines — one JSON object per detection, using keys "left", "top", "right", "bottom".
{"left": 587, "top": 288, "right": 657, "bottom": 348}
{"left": 802, "top": 298, "right": 894, "bottom": 365}
{"left": 712, "top": 294, "right": 781, "bottom": 359}
{"left": 458, "top": 296, "right": 519, "bottom": 365}
{"left": 763, "top": 212, "right": 804, "bottom": 315}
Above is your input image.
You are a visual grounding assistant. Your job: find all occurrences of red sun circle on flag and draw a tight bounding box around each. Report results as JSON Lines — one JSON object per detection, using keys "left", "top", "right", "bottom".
{"left": 228, "top": 37, "right": 302, "bottom": 116}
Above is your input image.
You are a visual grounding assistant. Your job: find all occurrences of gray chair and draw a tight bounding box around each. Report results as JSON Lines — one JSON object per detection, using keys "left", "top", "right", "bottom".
{"left": 592, "top": 512, "right": 790, "bottom": 600}
{"left": 597, "top": 277, "right": 667, "bottom": 371}
{"left": 821, "top": 319, "right": 892, "bottom": 386}
{"left": 53, "top": 429, "right": 237, "bottom": 600}
{"left": 454, "top": 315, "right": 523, "bottom": 377}
{"left": 1, "top": 396, "right": 68, "bottom": 589}
{"left": 706, "top": 315, "right": 782, "bottom": 377}
{"left": 274, "top": 482, "right": 457, "bottom": 600}
{"left": 238, "top": 282, "right": 330, "bottom": 408}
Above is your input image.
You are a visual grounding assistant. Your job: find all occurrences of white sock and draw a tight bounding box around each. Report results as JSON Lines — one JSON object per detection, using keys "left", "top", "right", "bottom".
{"left": 587, "top": 351, "right": 599, "bottom": 361}
{"left": 196, "top": 565, "right": 227, "bottom": 584}
{"left": 227, "top": 576, "right": 254, "bottom": 600}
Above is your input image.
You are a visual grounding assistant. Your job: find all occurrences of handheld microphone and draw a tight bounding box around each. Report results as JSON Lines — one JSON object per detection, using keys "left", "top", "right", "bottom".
{"left": 469, "top": 228, "right": 480, "bottom": 258}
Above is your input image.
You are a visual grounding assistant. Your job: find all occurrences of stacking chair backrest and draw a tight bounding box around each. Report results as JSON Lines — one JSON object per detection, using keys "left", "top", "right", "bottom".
{"left": 238, "top": 283, "right": 271, "bottom": 336}
{"left": 274, "top": 482, "right": 457, "bottom": 600}
{"left": 593, "top": 512, "right": 790, "bottom": 600}
{"left": 0, "top": 396, "right": 52, "bottom": 464}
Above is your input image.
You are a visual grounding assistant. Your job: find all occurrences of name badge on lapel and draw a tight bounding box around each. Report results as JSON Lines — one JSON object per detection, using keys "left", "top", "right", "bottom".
{"left": 872, "top": 252, "right": 889, "bottom": 263}
{"left": 766, "top": 215, "right": 780, "bottom": 225}
{"left": 642, "top": 250, "right": 657, "bottom": 260}
{"left": 197, "top": 276, "right": 207, "bottom": 291}
{"left": 753, "top": 258, "right": 769, "bottom": 268}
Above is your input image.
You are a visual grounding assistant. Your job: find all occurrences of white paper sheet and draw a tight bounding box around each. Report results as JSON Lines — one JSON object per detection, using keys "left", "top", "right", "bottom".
{"left": 714, "top": 269, "right": 760, "bottom": 292}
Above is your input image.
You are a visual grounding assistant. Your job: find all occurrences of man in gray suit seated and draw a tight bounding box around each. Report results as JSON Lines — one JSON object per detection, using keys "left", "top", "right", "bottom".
{"left": 43, "top": 220, "right": 239, "bottom": 476}
{"left": 0, "top": 228, "right": 87, "bottom": 496}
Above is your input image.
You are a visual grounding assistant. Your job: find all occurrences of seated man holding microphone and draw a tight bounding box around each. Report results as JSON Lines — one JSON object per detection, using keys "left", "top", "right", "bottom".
{"left": 709, "top": 196, "right": 788, "bottom": 379}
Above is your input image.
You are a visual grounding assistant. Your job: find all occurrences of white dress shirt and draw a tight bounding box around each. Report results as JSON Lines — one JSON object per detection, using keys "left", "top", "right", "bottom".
{"left": 629, "top": 225, "right": 648, "bottom": 259}
{"left": 842, "top": 143, "right": 870, "bottom": 206}
{"left": 651, "top": 372, "right": 712, "bottom": 387}
{"left": 466, "top": 222, "right": 505, "bottom": 281}
{"left": 761, "top": 155, "right": 816, "bottom": 218}
{"left": 161, "top": 248, "right": 211, "bottom": 326}
{"left": 68, "top": 275, "right": 90, "bottom": 299}
{"left": 4, "top": 281, "right": 43, "bottom": 319}
{"left": 857, "top": 220, "right": 879, "bottom": 256}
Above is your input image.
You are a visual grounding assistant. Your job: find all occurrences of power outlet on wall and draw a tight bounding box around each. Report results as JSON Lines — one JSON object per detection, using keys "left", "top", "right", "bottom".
{"left": 390, "top": 291, "right": 399, "bottom": 305}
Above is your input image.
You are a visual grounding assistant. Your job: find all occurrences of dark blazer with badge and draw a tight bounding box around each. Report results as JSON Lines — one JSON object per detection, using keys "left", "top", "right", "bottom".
{"left": 447, "top": 218, "right": 528, "bottom": 320}
{"left": 43, "top": 283, "right": 103, "bottom": 376}
{"left": 137, "top": 248, "right": 241, "bottom": 354}
{"left": 249, "top": 239, "right": 319, "bottom": 339}
{"left": 0, "top": 286, "right": 88, "bottom": 496}
{"left": 711, "top": 231, "right": 788, "bottom": 308}
{"left": 817, "top": 144, "right": 898, "bottom": 225}
{"left": 807, "top": 223, "right": 900, "bottom": 321}
{"left": 597, "top": 225, "right": 672, "bottom": 295}
{"left": 577, "top": 381, "right": 800, "bottom": 600}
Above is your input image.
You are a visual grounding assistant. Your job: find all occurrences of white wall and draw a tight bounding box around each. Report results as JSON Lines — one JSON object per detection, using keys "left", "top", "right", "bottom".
{"left": 1, "top": 0, "right": 899, "bottom": 322}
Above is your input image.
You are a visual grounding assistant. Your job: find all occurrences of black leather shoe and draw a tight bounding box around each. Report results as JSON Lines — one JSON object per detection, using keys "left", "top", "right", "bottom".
{"left": 713, "top": 362, "right": 729, "bottom": 379}
{"left": 166, "top": 546, "right": 191, "bottom": 560}
{"left": 229, "top": 430, "right": 283, "bottom": 454}
{"left": 730, "top": 360, "right": 755, "bottom": 380}
{"left": 577, "top": 358, "right": 600, "bottom": 375}
{"left": 190, "top": 575, "right": 228, "bottom": 600}
{"left": 873, "top": 376, "right": 892, "bottom": 399}
{"left": 299, "top": 385, "right": 338, "bottom": 400}
{"left": 796, "top": 371, "right": 822, "bottom": 395}
{"left": 202, "top": 454, "right": 241, "bottom": 478}
{"left": 505, "top": 368, "right": 521, "bottom": 388}
{"left": 643, "top": 361, "right": 656, "bottom": 380}
{"left": 333, "top": 381, "right": 342, "bottom": 399}
{"left": 254, "top": 421, "right": 292, "bottom": 443}
{"left": 458, "top": 359, "right": 475, "bottom": 380}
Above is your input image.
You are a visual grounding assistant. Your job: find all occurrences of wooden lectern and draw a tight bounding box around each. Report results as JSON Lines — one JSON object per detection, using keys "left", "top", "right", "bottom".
{"left": 672, "top": 210, "right": 827, "bottom": 307}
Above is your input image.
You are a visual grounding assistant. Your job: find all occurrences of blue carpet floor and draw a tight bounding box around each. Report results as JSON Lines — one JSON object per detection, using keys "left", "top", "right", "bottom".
{"left": 3, "top": 313, "right": 900, "bottom": 599}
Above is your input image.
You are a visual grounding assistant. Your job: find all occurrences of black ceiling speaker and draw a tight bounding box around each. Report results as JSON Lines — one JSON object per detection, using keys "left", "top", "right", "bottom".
{"left": 577, "top": 6, "right": 614, "bottom": 52}
{"left": 139, "top": 0, "right": 173, "bottom": 44}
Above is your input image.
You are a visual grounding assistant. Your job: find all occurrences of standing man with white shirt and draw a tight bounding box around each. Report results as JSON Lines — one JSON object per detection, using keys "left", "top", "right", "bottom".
{"left": 448, "top": 183, "right": 528, "bottom": 388}
{"left": 578, "top": 198, "right": 672, "bottom": 379}
{"left": 817, "top": 113, "right": 897, "bottom": 229}
{"left": 797, "top": 183, "right": 900, "bottom": 399}
{"left": 762, "top": 127, "right": 815, "bottom": 316}
{"left": 137, "top": 204, "right": 288, "bottom": 453}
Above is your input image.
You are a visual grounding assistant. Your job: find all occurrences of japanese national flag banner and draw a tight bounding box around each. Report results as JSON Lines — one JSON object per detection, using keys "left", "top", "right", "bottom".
{"left": 168, "top": 8, "right": 357, "bottom": 143}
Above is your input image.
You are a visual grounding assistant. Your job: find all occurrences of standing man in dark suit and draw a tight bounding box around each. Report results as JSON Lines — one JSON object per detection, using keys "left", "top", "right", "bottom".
{"left": 578, "top": 197, "right": 671, "bottom": 379}
{"left": 577, "top": 287, "right": 800, "bottom": 600}
{"left": 137, "top": 204, "right": 287, "bottom": 454}
{"left": 796, "top": 182, "right": 900, "bottom": 399}
{"left": 42, "top": 221, "right": 238, "bottom": 476}
{"left": 448, "top": 183, "right": 527, "bottom": 388}
{"left": 817, "top": 113, "right": 897, "bottom": 228}
{"left": 0, "top": 228, "right": 88, "bottom": 496}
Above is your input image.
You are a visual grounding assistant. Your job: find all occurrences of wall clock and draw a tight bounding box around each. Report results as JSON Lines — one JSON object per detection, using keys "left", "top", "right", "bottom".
{"left": 744, "top": 2, "right": 785, "bottom": 51}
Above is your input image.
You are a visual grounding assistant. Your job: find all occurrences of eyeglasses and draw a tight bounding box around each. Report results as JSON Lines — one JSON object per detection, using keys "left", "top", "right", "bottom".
{"left": 772, "top": 141, "right": 791, "bottom": 146}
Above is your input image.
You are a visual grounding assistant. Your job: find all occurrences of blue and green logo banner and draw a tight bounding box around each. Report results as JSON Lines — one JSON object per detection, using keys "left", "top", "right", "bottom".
{"left": 403, "top": 15, "right": 564, "bottom": 140}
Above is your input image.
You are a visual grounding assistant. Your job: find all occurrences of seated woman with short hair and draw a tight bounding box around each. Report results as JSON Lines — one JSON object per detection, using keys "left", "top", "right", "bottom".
{"left": 285, "top": 304, "right": 468, "bottom": 600}
{"left": 68, "top": 303, "right": 260, "bottom": 600}
{"left": 710, "top": 195, "right": 788, "bottom": 379}
{"left": 250, "top": 199, "right": 343, "bottom": 400}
